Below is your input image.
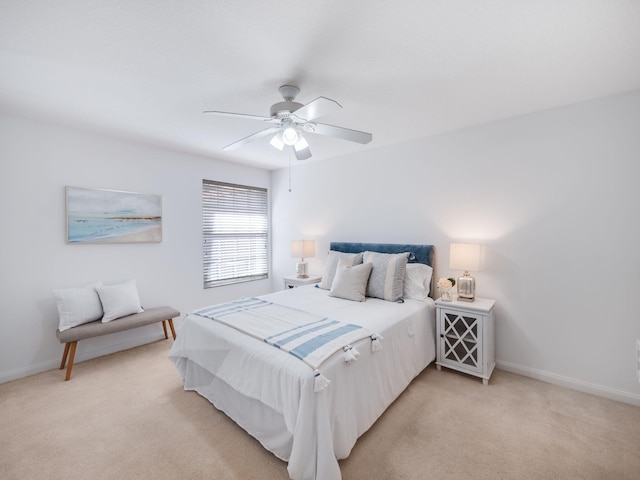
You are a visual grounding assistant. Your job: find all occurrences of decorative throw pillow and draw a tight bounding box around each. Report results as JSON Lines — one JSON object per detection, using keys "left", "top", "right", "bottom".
{"left": 403, "top": 263, "right": 434, "bottom": 301}
{"left": 53, "top": 281, "right": 104, "bottom": 332}
{"left": 319, "top": 251, "right": 363, "bottom": 290}
{"left": 329, "top": 262, "right": 373, "bottom": 302}
{"left": 363, "top": 251, "right": 409, "bottom": 302}
{"left": 96, "top": 279, "right": 144, "bottom": 323}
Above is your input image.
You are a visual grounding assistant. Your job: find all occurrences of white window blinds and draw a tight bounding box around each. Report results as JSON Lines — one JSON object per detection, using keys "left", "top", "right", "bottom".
{"left": 202, "top": 180, "right": 268, "bottom": 288}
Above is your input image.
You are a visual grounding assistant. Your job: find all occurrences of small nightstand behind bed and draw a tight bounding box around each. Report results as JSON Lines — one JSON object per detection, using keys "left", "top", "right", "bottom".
{"left": 283, "top": 275, "right": 322, "bottom": 289}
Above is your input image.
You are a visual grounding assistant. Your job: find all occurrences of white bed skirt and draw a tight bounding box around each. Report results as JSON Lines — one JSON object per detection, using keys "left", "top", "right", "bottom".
{"left": 174, "top": 356, "right": 294, "bottom": 460}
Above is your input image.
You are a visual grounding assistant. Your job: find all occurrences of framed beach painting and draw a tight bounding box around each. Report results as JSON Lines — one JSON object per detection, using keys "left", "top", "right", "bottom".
{"left": 66, "top": 187, "right": 162, "bottom": 244}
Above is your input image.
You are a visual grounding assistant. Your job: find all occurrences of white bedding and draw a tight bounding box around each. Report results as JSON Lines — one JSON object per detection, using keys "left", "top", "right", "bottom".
{"left": 169, "top": 285, "right": 436, "bottom": 480}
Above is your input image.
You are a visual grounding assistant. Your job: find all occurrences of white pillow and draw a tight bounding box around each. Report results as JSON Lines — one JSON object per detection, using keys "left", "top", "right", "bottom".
{"left": 329, "top": 262, "right": 373, "bottom": 302}
{"left": 320, "top": 251, "right": 363, "bottom": 290}
{"left": 96, "top": 280, "right": 144, "bottom": 323}
{"left": 403, "top": 263, "right": 434, "bottom": 301}
{"left": 363, "top": 251, "right": 409, "bottom": 302}
{"left": 53, "top": 282, "right": 104, "bottom": 332}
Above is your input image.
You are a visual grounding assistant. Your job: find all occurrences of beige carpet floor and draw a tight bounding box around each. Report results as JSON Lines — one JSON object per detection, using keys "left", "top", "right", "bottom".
{"left": 1, "top": 340, "right": 638, "bottom": 480}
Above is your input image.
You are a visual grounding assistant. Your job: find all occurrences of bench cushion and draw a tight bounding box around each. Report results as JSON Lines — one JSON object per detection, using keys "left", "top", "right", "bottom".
{"left": 56, "top": 306, "right": 180, "bottom": 343}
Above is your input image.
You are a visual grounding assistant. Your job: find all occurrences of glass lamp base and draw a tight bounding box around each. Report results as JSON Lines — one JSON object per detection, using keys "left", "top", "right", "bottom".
{"left": 296, "top": 260, "right": 309, "bottom": 278}
{"left": 457, "top": 274, "right": 476, "bottom": 301}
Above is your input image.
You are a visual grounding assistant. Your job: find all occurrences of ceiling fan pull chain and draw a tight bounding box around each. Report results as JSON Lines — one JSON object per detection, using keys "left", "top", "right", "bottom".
{"left": 288, "top": 148, "right": 293, "bottom": 193}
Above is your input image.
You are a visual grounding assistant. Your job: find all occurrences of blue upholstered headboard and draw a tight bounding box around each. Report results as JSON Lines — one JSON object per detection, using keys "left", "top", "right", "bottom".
{"left": 329, "top": 242, "right": 434, "bottom": 268}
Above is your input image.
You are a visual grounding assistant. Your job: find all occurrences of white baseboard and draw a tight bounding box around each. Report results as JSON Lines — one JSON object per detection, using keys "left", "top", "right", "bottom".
{"left": 497, "top": 360, "right": 640, "bottom": 407}
{"left": 0, "top": 358, "right": 62, "bottom": 384}
{"left": 0, "top": 332, "right": 166, "bottom": 384}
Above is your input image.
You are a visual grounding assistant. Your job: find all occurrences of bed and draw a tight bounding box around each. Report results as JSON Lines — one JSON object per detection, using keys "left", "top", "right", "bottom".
{"left": 169, "top": 242, "right": 436, "bottom": 480}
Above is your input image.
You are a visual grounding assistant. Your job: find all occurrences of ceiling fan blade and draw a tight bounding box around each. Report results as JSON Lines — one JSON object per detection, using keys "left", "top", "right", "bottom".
{"left": 204, "top": 110, "right": 275, "bottom": 123}
{"left": 222, "top": 127, "right": 280, "bottom": 151}
{"left": 303, "top": 122, "right": 372, "bottom": 144}
{"left": 294, "top": 144, "right": 312, "bottom": 160}
{"left": 290, "top": 97, "right": 342, "bottom": 123}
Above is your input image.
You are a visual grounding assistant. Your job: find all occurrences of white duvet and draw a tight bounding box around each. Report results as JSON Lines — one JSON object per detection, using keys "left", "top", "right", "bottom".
{"left": 169, "top": 285, "right": 436, "bottom": 480}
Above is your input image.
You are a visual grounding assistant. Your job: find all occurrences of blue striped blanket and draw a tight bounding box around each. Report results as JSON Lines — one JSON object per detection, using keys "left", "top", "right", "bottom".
{"left": 194, "top": 298, "right": 381, "bottom": 391}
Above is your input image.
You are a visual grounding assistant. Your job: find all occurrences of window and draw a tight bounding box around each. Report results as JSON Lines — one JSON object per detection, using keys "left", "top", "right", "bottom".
{"left": 202, "top": 180, "right": 268, "bottom": 288}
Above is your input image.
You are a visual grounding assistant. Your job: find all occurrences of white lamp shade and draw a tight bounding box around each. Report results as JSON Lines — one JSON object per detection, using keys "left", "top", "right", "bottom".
{"left": 449, "top": 243, "right": 481, "bottom": 271}
{"left": 291, "top": 240, "right": 316, "bottom": 259}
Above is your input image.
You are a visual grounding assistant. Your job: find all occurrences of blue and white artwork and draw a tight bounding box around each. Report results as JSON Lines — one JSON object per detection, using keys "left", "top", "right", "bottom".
{"left": 66, "top": 187, "right": 162, "bottom": 244}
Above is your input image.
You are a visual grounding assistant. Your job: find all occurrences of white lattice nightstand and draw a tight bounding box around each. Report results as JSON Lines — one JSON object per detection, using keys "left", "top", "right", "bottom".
{"left": 435, "top": 297, "right": 496, "bottom": 385}
{"left": 283, "top": 275, "right": 322, "bottom": 290}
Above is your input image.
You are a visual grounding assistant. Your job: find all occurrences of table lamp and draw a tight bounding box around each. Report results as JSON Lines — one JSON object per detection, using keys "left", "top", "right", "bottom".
{"left": 449, "top": 243, "right": 481, "bottom": 302}
{"left": 291, "top": 240, "right": 315, "bottom": 278}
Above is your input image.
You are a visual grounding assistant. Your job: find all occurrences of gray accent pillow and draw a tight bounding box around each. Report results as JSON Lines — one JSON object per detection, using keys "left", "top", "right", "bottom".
{"left": 96, "top": 279, "right": 144, "bottom": 323}
{"left": 53, "top": 281, "right": 104, "bottom": 332}
{"left": 329, "top": 262, "right": 373, "bottom": 302}
{"left": 363, "top": 251, "right": 409, "bottom": 302}
{"left": 320, "top": 251, "right": 364, "bottom": 290}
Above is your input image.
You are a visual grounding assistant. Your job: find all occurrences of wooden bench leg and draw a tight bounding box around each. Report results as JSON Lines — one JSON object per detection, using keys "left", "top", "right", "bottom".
{"left": 64, "top": 341, "right": 77, "bottom": 381}
{"left": 168, "top": 318, "right": 177, "bottom": 340}
{"left": 162, "top": 320, "right": 169, "bottom": 339}
{"left": 60, "top": 342, "right": 71, "bottom": 369}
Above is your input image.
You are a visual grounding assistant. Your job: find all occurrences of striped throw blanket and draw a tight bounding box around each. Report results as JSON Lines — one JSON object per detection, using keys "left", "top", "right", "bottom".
{"left": 194, "top": 298, "right": 382, "bottom": 392}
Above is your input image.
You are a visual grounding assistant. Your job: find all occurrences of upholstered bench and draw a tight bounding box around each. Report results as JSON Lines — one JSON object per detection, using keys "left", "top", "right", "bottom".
{"left": 55, "top": 306, "right": 180, "bottom": 381}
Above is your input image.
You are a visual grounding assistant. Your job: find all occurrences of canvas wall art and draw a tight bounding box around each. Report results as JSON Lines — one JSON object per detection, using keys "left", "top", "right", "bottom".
{"left": 66, "top": 186, "right": 162, "bottom": 244}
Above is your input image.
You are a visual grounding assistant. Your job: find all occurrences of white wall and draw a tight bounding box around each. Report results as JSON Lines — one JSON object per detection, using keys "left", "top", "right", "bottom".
{"left": 270, "top": 90, "right": 640, "bottom": 405}
{"left": 0, "top": 113, "right": 272, "bottom": 382}
{"left": 3, "top": 90, "right": 639, "bottom": 405}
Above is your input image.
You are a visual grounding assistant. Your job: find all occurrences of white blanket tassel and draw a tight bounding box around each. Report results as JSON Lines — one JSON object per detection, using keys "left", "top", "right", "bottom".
{"left": 371, "top": 334, "right": 384, "bottom": 352}
{"left": 343, "top": 345, "right": 360, "bottom": 364}
{"left": 314, "top": 370, "right": 331, "bottom": 392}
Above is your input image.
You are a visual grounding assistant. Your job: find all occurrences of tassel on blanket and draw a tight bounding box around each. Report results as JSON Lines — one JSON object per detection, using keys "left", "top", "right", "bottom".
{"left": 314, "top": 370, "right": 331, "bottom": 392}
{"left": 343, "top": 345, "right": 360, "bottom": 364}
{"left": 371, "top": 334, "right": 384, "bottom": 352}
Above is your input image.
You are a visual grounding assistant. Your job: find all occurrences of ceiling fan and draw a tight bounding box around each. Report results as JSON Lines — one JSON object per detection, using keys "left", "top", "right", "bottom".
{"left": 204, "top": 85, "right": 372, "bottom": 160}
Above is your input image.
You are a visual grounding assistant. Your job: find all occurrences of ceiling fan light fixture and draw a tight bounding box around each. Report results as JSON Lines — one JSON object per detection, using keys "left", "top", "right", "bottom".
{"left": 282, "top": 125, "right": 299, "bottom": 146}
{"left": 294, "top": 135, "right": 309, "bottom": 151}
{"left": 294, "top": 144, "right": 312, "bottom": 161}
{"left": 204, "top": 85, "right": 372, "bottom": 157}
{"left": 270, "top": 132, "right": 285, "bottom": 150}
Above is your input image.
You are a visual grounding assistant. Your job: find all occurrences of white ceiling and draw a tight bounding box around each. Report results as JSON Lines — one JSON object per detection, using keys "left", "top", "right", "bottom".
{"left": 2, "top": 1, "right": 639, "bottom": 170}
